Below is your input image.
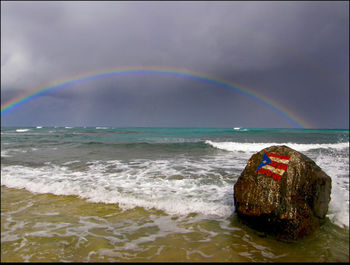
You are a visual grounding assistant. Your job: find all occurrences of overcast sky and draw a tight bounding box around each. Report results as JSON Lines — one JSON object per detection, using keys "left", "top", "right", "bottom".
{"left": 1, "top": 1, "right": 349, "bottom": 128}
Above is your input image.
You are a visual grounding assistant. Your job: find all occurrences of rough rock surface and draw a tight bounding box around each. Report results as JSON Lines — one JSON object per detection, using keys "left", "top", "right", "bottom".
{"left": 233, "top": 145, "right": 331, "bottom": 240}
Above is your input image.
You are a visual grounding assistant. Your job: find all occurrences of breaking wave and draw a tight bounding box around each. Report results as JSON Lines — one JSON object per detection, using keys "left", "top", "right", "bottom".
{"left": 205, "top": 141, "right": 349, "bottom": 153}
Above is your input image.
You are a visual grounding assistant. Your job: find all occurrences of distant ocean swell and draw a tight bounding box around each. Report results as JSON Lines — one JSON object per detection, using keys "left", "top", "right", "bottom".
{"left": 2, "top": 138, "right": 348, "bottom": 153}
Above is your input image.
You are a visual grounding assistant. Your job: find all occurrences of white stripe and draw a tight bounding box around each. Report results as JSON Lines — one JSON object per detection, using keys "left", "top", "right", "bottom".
{"left": 262, "top": 165, "right": 286, "bottom": 175}
{"left": 270, "top": 156, "right": 290, "bottom": 164}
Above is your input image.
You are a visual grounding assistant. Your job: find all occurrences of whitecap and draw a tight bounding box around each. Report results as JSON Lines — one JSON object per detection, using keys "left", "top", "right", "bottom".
{"left": 16, "top": 129, "right": 30, "bottom": 132}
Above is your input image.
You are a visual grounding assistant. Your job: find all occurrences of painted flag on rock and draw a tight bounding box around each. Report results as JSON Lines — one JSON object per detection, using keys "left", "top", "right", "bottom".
{"left": 256, "top": 152, "right": 290, "bottom": 181}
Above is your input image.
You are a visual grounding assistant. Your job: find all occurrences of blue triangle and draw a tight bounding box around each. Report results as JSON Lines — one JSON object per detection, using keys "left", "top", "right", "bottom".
{"left": 256, "top": 153, "right": 272, "bottom": 171}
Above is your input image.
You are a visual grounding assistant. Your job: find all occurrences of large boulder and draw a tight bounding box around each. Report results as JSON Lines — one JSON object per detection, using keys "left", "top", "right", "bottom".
{"left": 233, "top": 145, "right": 331, "bottom": 240}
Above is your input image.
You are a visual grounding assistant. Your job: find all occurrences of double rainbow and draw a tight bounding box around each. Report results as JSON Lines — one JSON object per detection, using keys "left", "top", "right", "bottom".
{"left": 1, "top": 66, "right": 310, "bottom": 128}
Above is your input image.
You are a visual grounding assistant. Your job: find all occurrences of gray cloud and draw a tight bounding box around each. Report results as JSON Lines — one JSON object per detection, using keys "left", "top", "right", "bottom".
{"left": 1, "top": 1, "right": 348, "bottom": 128}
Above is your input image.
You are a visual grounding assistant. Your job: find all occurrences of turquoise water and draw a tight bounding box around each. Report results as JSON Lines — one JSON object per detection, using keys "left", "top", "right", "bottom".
{"left": 1, "top": 127, "right": 349, "bottom": 261}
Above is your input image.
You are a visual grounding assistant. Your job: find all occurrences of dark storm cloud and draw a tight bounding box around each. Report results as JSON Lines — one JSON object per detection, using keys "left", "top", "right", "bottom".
{"left": 1, "top": 1, "right": 349, "bottom": 128}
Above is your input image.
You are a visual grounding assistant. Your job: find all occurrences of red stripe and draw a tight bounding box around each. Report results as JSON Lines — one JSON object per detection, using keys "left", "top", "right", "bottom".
{"left": 269, "top": 161, "right": 288, "bottom": 170}
{"left": 265, "top": 152, "right": 290, "bottom": 160}
{"left": 257, "top": 168, "right": 282, "bottom": 181}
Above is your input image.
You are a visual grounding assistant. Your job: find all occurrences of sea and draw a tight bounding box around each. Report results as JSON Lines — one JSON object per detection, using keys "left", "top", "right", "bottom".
{"left": 1, "top": 127, "right": 349, "bottom": 262}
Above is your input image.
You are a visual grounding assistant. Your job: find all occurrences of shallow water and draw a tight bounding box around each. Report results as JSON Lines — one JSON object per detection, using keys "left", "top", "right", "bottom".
{"left": 1, "top": 127, "right": 349, "bottom": 262}
{"left": 1, "top": 187, "right": 348, "bottom": 262}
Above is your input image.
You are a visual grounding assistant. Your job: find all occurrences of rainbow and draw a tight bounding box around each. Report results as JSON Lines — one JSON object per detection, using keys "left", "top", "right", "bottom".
{"left": 1, "top": 66, "right": 310, "bottom": 128}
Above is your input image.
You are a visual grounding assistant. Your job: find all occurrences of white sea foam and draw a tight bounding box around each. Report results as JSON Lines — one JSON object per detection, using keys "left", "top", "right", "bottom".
{"left": 1, "top": 150, "right": 12, "bottom": 157}
{"left": 15, "top": 129, "right": 30, "bottom": 132}
{"left": 62, "top": 160, "right": 81, "bottom": 165}
{"left": 36, "top": 126, "right": 43, "bottom": 129}
{"left": 205, "top": 140, "right": 349, "bottom": 153}
{"left": 1, "top": 158, "right": 235, "bottom": 218}
{"left": 1, "top": 149, "right": 348, "bottom": 227}
{"left": 315, "top": 152, "right": 349, "bottom": 228}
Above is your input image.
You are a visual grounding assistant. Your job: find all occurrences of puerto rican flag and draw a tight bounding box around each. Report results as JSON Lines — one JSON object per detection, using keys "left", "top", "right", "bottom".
{"left": 256, "top": 152, "right": 290, "bottom": 181}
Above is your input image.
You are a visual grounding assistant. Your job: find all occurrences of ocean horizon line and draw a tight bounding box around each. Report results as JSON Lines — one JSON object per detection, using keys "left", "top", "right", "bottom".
{"left": 1, "top": 126, "right": 349, "bottom": 130}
